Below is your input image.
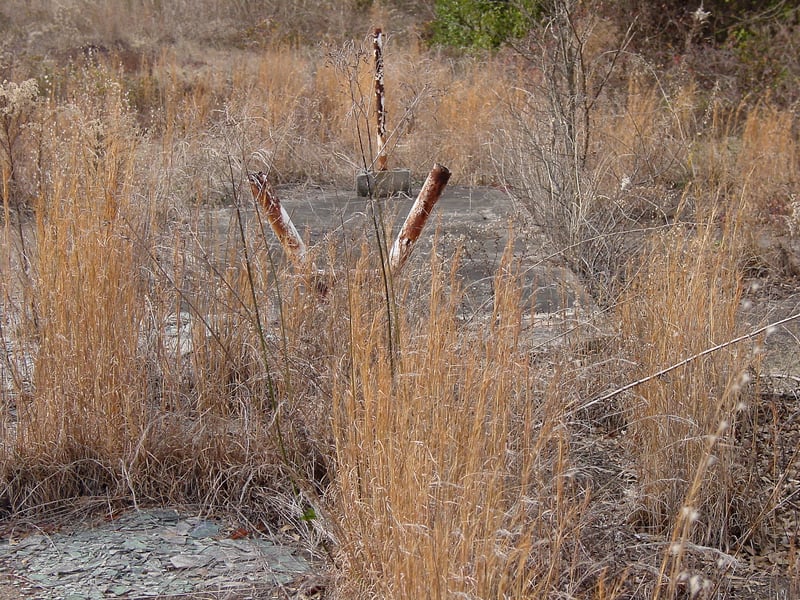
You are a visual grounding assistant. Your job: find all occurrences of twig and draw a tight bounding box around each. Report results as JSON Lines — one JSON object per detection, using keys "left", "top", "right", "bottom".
{"left": 569, "top": 311, "right": 800, "bottom": 416}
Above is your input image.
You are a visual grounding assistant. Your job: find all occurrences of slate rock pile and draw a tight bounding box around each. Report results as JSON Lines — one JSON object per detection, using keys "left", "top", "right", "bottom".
{"left": 0, "top": 508, "right": 313, "bottom": 599}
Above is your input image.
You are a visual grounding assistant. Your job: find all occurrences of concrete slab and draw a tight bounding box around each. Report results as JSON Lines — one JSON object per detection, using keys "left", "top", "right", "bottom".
{"left": 355, "top": 169, "right": 412, "bottom": 197}
{"left": 219, "top": 185, "right": 593, "bottom": 323}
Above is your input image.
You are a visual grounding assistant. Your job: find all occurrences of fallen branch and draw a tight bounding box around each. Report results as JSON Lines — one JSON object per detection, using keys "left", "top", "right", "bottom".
{"left": 390, "top": 163, "right": 451, "bottom": 274}
{"left": 570, "top": 311, "right": 800, "bottom": 417}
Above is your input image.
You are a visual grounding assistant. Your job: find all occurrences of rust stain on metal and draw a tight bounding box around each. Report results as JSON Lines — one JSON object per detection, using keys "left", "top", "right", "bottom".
{"left": 390, "top": 163, "right": 451, "bottom": 273}
{"left": 373, "top": 27, "right": 388, "bottom": 172}
{"left": 247, "top": 171, "right": 306, "bottom": 262}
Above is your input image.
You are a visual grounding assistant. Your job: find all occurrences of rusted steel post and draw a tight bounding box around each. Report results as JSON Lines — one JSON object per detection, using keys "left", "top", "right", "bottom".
{"left": 390, "top": 163, "right": 451, "bottom": 274}
{"left": 373, "top": 27, "right": 388, "bottom": 172}
{"left": 247, "top": 171, "right": 306, "bottom": 263}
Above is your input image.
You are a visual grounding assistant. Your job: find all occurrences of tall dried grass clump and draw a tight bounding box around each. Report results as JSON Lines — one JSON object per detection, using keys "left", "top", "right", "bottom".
{"left": 737, "top": 106, "right": 798, "bottom": 232}
{"left": 0, "top": 66, "right": 319, "bottom": 516}
{"left": 0, "top": 0, "right": 405, "bottom": 54}
{"left": 328, "top": 247, "right": 585, "bottom": 598}
{"left": 3, "top": 79, "right": 150, "bottom": 503}
{"left": 682, "top": 99, "right": 799, "bottom": 273}
{"left": 616, "top": 208, "right": 755, "bottom": 546}
{"left": 685, "top": 99, "right": 797, "bottom": 210}
{"left": 116, "top": 35, "right": 514, "bottom": 196}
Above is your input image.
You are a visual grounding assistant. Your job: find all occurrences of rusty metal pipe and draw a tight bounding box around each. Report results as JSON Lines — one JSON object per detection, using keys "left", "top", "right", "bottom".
{"left": 390, "top": 163, "right": 451, "bottom": 274}
{"left": 373, "top": 27, "right": 388, "bottom": 172}
{"left": 247, "top": 171, "right": 306, "bottom": 263}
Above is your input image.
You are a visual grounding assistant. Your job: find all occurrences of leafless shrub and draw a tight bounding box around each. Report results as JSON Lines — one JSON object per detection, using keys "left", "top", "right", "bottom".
{"left": 490, "top": 0, "right": 742, "bottom": 304}
{"left": 0, "top": 78, "right": 39, "bottom": 209}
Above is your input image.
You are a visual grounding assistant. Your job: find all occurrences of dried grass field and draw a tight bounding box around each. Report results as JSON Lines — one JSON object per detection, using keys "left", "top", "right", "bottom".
{"left": 1, "top": 1, "right": 800, "bottom": 598}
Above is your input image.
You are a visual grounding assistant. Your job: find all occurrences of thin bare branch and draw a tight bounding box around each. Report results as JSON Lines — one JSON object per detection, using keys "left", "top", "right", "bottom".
{"left": 570, "top": 311, "right": 800, "bottom": 417}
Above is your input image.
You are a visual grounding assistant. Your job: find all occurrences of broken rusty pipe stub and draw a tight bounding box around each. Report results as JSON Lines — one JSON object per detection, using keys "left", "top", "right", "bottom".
{"left": 373, "top": 27, "right": 388, "bottom": 172}
{"left": 390, "top": 163, "right": 451, "bottom": 273}
{"left": 247, "top": 172, "right": 334, "bottom": 299}
{"left": 354, "top": 27, "right": 412, "bottom": 197}
{"left": 247, "top": 171, "right": 306, "bottom": 261}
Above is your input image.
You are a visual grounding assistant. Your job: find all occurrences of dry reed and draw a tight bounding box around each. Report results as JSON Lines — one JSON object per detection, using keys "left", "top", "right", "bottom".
{"left": 329, "top": 245, "right": 583, "bottom": 598}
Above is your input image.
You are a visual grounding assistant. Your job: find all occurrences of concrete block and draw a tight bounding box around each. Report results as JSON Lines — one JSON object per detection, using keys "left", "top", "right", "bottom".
{"left": 356, "top": 169, "right": 412, "bottom": 197}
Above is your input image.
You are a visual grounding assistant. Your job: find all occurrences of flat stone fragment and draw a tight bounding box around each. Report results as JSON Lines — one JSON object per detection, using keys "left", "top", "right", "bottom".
{"left": 110, "top": 584, "right": 133, "bottom": 596}
{"left": 189, "top": 520, "right": 221, "bottom": 538}
{"left": 122, "top": 538, "right": 148, "bottom": 551}
{"left": 169, "top": 553, "right": 213, "bottom": 569}
{"left": 0, "top": 507, "right": 314, "bottom": 598}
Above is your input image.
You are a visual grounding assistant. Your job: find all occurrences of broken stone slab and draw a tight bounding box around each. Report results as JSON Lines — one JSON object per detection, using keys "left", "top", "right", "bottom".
{"left": 356, "top": 169, "right": 412, "bottom": 197}
{"left": 169, "top": 553, "right": 213, "bottom": 569}
{"left": 188, "top": 520, "right": 221, "bottom": 539}
{"left": 0, "top": 507, "right": 313, "bottom": 598}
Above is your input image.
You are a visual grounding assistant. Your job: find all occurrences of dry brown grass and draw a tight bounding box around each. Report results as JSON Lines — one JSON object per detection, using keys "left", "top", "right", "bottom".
{"left": 0, "top": 2, "right": 798, "bottom": 598}
{"left": 329, "top": 248, "right": 582, "bottom": 598}
{"left": 615, "top": 210, "right": 754, "bottom": 544}
{"left": 22, "top": 95, "right": 146, "bottom": 461}
{"left": 0, "top": 73, "right": 291, "bottom": 515}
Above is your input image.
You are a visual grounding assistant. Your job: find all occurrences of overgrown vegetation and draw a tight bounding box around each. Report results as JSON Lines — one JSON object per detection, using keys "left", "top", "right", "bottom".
{"left": 0, "top": 0, "right": 799, "bottom": 597}
{"left": 431, "top": 0, "right": 542, "bottom": 49}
